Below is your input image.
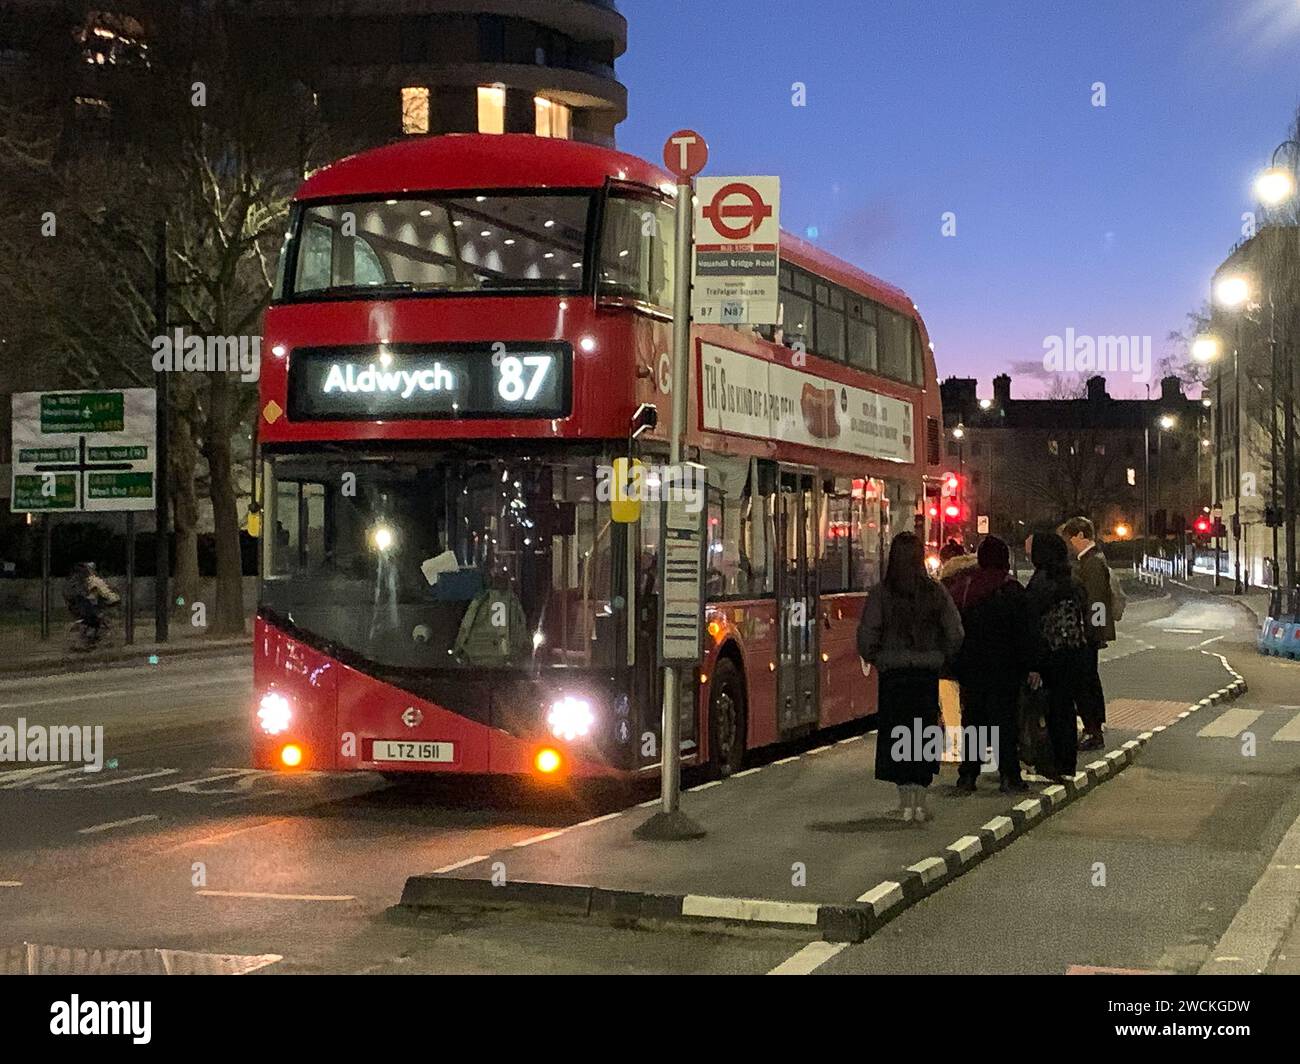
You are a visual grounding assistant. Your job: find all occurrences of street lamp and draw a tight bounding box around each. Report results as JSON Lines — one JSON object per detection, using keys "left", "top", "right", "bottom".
{"left": 1254, "top": 139, "right": 1299, "bottom": 614}
{"left": 1209, "top": 275, "right": 1252, "bottom": 594}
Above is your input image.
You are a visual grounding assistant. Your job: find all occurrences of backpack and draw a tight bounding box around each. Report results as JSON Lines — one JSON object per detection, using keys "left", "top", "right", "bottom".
{"left": 1108, "top": 566, "right": 1127, "bottom": 623}
{"left": 1041, "top": 594, "right": 1088, "bottom": 652}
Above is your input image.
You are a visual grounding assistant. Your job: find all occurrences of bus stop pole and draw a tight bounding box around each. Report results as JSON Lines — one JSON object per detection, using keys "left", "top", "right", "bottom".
{"left": 635, "top": 176, "right": 706, "bottom": 842}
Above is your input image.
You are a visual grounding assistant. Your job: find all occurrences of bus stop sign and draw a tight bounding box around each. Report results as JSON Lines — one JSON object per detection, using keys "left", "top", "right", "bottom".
{"left": 663, "top": 130, "right": 708, "bottom": 179}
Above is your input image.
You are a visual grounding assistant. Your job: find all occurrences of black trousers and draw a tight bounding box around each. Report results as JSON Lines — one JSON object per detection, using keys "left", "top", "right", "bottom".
{"left": 957, "top": 682, "right": 1022, "bottom": 783}
{"left": 1044, "top": 648, "right": 1090, "bottom": 776}
{"left": 1077, "top": 643, "right": 1106, "bottom": 732}
{"left": 874, "top": 668, "right": 942, "bottom": 787}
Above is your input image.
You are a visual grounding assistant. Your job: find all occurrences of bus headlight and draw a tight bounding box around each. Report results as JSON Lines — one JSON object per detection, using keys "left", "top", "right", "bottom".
{"left": 546, "top": 695, "right": 595, "bottom": 741}
{"left": 257, "top": 691, "right": 293, "bottom": 735}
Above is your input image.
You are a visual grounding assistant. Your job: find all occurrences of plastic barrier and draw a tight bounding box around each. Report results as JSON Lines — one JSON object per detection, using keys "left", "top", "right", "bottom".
{"left": 1258, "top": 615, "right": 1300, "bottom": 660}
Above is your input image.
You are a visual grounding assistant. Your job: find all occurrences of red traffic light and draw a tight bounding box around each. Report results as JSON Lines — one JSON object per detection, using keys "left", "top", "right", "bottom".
{"left": 944, "top": 504, "right": 961, "bottom": 519}
{"left": 1194, "top": 516, "right": 1211, "bottom": 534}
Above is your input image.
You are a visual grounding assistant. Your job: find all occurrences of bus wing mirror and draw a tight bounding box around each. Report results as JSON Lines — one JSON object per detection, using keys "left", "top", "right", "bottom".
{"left": 610, "top": 457, "right": 642, "bottom": 524}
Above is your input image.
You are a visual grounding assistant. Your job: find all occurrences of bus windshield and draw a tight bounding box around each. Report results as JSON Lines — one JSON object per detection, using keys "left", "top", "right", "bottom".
{"left": 278, "top": 193, "right": 592, "bottom": 300}
{"left": 260, "top": 447, "right": 618, "bottom": 671}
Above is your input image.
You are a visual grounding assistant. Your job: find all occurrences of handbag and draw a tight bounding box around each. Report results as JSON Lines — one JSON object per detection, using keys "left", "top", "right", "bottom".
{"left": 1017, "top": 683, "right": 1054, "bottom": 775}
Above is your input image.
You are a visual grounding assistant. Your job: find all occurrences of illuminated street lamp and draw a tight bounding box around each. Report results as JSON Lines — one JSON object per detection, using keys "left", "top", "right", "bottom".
{"left": 1191, "top": 334, "right": 1221, "bottom": 364}
{"left": 1214, "top": 274, "right": 1251, "bottom": 309}
{"left": 1255, "top": 166, "right": 1296, "bottom": 206}
{"left": 978, "top": 398, "right": 993, "bottom": 411}
{"left": 1209, "top": 275, "right": 1251, "bottom": 593}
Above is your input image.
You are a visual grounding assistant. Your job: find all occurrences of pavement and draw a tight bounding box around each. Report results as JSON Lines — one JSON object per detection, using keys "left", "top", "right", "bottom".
{"left": 397, "top": 590, "right": 1248, "bottom": 942}
{"left": 2, "top": 581, "right": 1298, "bottom": 974}
{"left": 0, "top": 615, "right": 250, "bottom": 677}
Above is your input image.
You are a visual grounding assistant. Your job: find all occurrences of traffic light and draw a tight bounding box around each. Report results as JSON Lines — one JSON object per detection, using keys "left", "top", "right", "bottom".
{"left": 1194, "top": 515, "right": 1211, "bottom": 536}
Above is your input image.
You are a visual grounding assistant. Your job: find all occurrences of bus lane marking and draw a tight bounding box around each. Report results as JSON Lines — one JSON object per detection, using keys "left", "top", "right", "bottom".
{"left": 77, "top": 814, "right": 159, "bottom": 835}
{"left": 767, "top": 941, "right": 849, "bottom": 975}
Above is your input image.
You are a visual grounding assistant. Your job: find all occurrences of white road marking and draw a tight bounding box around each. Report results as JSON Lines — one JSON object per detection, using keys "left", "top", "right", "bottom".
{"left": 805, "top": 744, "right": 833, "bottom": 755}
{"left": 686, "top": 780, "right": 722, "bottom": 791}
{"left": 0, "top": 765, "right": 77, "bottom": 787}
{"left": 82, "top": 768, "right": 179, "bottom": 789}
{"left": 768, "top": 940, "right": 849, "bottom": 975}
{"left": 772, "top": 755, "right": 800, "bottom": 765}
{"left": 214, "top": 789, "right": 286, "bottom": 806}
{"left": 0, "top": 675, "right": 246, "bottom": 710}
{"left": 1197, "top": 708, "right": 1263, "bottom": 739}
{"left": 149, "top": 770, "right": 258, "bottom": 792}
{"left": 1269, "top": 712, "right": 1300, "bottom": 743}
{"left": 433, "top": 855, "right": 489, "bottom": 874}
{"left": 77, "top": 814, "right": 159, "bottom": 835}
{"left": 574, "top": 811, "right": 624, "bottom": 828}
{"left": 1162, "top": 628, "right": 1205, "bottom": 634}
{"left": 513, "top": 829, "right": 566, "bottom": 847}
{"left": 195, "top": 890, "right": 354, "bottom": 902}
{"left": 1197, "top": 635, "right": 1225, "bottom": 646}
{"left": 731, "top": 767, "right": 762, "bottom": 777}
{"left": 836, "top": 735, "right": 863, "bottom": 745}
{"left": 0, "top": 881, "right": 21, "bottom": 888}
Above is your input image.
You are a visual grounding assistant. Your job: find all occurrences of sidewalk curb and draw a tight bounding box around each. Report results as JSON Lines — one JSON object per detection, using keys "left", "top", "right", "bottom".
{"left": 0, "top": 636, "right": 251, "bottom": 679}
{"left": 396, "top": 658, "right": 1250, "bottom": 945}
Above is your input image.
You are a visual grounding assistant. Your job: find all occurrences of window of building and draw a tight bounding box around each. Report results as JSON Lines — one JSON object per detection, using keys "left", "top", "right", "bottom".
{"left": 535, "top": 96, "right": 572, "bottom": 138}
{"left": 477, "top": 85, "right": 505, "bottom": 134}
{"left": 401, "top": 87, "right": 430, "bottom": 135}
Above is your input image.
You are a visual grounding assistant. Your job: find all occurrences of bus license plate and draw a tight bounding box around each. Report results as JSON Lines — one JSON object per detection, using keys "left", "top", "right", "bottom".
{"left": 372, "top": 740, "right": 454, "bottom": 763}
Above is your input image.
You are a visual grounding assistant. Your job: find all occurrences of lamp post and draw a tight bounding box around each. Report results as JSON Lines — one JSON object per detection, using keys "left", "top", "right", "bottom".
{"left": 1157, "top": 413, "right": 1176, "bottom": 559}
{"left": 1254, "top": 140, "right": 1299, "bottom": 614}
{"left": 1206, "top": 274, "right": 1250, "bottom": 595}
{"left": 1193, "top": 334, "right": 1224, "bottom": 586}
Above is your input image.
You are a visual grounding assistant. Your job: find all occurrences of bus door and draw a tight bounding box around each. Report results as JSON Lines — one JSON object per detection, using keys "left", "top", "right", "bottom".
{"left": 776, "top": 466, "right": 819, "bottom": 734}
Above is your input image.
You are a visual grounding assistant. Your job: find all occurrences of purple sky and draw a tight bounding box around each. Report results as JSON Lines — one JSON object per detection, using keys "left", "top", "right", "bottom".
{"left": 617, "top": 0, "right": 1300, "bottom": 397}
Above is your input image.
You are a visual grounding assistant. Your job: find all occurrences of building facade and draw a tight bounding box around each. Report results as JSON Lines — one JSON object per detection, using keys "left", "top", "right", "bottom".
{"left": 0, "top": 1, "right": 627, "bottom": 146}
{"left": 1207, "top": 225, "right": 1300, "bottom": 594}
{"left": 939, "top": 373, "right": 1210, "bottom": 554}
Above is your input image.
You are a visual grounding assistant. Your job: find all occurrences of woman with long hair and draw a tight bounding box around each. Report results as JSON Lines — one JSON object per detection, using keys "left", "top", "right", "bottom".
{"left": 857, "top": 531, "right": 964, "bottom": 822}
{"left": 1024, "top": 530, "right": 1090, "bottom": 780}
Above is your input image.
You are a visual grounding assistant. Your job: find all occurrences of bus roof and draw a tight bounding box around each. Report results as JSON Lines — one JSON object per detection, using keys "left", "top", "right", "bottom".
{"left": 295, "top": 133, "right": 921, "bottom": 322}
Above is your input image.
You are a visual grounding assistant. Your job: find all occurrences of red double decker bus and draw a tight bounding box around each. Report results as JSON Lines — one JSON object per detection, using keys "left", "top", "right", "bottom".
{"left": 253, "top": 133, "right": 943, "bottom": 781}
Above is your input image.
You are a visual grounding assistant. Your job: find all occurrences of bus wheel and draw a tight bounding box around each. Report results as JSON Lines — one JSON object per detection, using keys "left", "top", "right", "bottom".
{"left": 709, "top": 658, "right": 746, "bottom": 778}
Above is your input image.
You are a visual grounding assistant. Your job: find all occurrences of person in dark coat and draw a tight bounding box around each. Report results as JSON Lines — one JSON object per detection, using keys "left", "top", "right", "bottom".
{"left": 858, "top": 531, "right": 964, "bottom": 822}
{"left": 1023, "top": 531, "right": 1091, "bottom": 781}
{"left": 943, "top": 535, "right": 1035, "bottom": 793}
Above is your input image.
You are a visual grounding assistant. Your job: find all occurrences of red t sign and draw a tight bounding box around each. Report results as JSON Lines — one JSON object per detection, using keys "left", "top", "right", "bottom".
{"left": 662, "top": 129, "right": 708, "bottom": 179}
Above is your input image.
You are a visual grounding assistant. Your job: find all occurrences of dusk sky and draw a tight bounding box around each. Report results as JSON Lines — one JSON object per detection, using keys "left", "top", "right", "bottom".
{"left": 618, "top": 0, "right": 1300, "bottom": 397}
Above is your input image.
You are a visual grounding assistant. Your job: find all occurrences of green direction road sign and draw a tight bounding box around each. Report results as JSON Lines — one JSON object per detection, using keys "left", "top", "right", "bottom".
{"left": 39, "top": 392, "right": 125, "bottom": 434}
{"left": 86, "top": 471, "right": 153, "bottom": 500}
{"left": 17, "top": 446, "right": 79, "bottom": 463}
{"left": 87, "top": 445, "right": 148, "bottom": 462}
{"left": 12, "top": 474, "right": 78, "bottom": 510}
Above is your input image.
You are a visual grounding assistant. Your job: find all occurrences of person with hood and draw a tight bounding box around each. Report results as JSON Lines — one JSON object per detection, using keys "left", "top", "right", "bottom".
{"left": 858, "top": 531, "right": 964, "bottom": 822}
{"left": 938, "top": 539, "right": 977, "bottom": 584}
{"left": 1023, "top": 530, "right": 1090, "bottom": 781}
{"left": 943, "top": 535, "right": 1035, "bottom": 793}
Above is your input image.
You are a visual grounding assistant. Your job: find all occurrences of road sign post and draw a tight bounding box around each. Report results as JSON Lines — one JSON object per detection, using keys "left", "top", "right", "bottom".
{"left": 10, "top": 388, "right": 159, "bottom": 643}
{"left": 636, "top": 131, "right": 710, "bottom": 842}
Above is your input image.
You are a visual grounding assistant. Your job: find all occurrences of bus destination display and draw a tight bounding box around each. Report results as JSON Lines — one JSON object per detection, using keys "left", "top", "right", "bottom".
{"left": 287, "top": 342, "right": 571, "bottom": 421}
